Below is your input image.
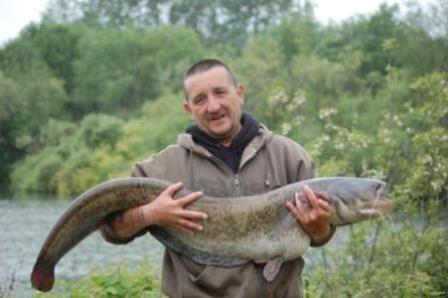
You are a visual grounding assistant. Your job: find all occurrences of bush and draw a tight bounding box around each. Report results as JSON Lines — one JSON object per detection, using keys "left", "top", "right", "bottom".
{"left": 304, "top": 202, "right": 448, "bottom": 297}
{"left": 35, "top": 261, "right": 163, "bottom": 298}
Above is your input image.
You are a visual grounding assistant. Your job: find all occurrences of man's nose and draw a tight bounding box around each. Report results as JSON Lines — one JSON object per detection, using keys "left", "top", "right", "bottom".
{"left": 206, "top": 96, "right": 221, "bottom": 112}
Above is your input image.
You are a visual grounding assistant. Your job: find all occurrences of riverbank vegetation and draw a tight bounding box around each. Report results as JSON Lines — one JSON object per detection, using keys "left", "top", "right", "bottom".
{"left": 1, "top": 0, "right": 447, "bottom": 296}
{"left": 34, "top": 261, "right": 163, "bottom": 297}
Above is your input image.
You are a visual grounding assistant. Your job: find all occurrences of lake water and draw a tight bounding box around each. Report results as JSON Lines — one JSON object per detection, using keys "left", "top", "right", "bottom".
{"left": 0, "top": 196, "right": 344, "bottom": 296}
{"left": 4, "top": 196, "right": 441, "bottom": 297}
{"left": 0, "top": 198, "right": 164, "bottom": 297}
{"left": 0, "top": 196, "right": 335, "bottom": 296}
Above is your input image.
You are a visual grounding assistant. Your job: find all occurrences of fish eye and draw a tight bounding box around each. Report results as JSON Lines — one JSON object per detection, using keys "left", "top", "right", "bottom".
{"left": 375, "top": 183, "right": 383, "bottom": 192}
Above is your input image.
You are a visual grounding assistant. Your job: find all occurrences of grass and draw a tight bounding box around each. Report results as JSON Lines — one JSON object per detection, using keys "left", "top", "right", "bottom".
{"left": 33, "top": 261, "right": 164, "bottom": 298}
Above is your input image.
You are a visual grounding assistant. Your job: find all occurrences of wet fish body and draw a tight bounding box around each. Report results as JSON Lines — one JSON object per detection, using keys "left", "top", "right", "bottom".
{"left": 31, "top": 177, "right": 393, "bottom": 291}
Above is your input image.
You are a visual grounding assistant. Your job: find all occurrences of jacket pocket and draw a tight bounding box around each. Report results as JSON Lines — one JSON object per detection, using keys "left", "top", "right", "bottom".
{"left": 187, "top": 265, "right": 212, "bottom": 283}
{"left": 180, "top": 255, "right": 209, "bottom": 283}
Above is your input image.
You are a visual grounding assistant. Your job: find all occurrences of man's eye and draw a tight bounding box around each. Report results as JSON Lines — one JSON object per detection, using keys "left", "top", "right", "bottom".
{"left": 194, "top": 97, "right": 204, "bottom": 104}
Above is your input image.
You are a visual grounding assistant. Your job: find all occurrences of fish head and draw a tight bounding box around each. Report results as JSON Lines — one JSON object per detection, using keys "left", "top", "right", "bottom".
{"left": 328, "top": 178, "right": 394, "bottom": 225}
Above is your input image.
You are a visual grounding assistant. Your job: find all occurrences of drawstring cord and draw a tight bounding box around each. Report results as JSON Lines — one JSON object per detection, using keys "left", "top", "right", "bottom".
{"left": 264, "top": 146, "right": 275, "bottom": 189}
{"left": 188, "top": 149, "right": 195, "bottom": 190}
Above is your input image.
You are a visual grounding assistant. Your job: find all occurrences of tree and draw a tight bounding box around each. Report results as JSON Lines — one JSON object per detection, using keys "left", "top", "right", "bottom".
{"left": 70, "top": 26, "right": 203, "bottom": 117}
{"left": 43, "top": 0, "right": 313, "bottom": 48}
{"left": 20, "top": 22, "right": 83, "bottom": 93}
{"left": 0, "top": 72, "right": 27, "bottom": 187}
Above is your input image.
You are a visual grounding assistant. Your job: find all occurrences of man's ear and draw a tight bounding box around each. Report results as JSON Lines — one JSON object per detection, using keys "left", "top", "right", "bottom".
{"left": 236, "top": 84, "right": 245, "bottom": 105}
{"left": 183, "top": 101, "right": 192, "bottom": 116}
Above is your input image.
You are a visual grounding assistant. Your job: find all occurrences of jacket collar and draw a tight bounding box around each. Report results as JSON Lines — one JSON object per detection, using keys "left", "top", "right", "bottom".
{"left": 178, "top": 124, "right": 274, "bottom": 158}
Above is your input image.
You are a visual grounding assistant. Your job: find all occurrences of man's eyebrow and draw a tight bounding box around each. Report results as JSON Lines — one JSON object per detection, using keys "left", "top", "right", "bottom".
{"left": 192, "top": 92, "right": 205, "bottom": 101}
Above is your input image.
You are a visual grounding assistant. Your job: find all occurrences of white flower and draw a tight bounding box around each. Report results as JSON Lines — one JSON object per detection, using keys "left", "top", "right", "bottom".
{"left": 281, "top": 123, "right": 292, "bottom": 135}
{"left": 319, "top": 108, "right": 338, "bottom": 119}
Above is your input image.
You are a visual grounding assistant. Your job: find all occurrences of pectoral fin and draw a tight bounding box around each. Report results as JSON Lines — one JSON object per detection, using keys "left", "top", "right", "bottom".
{"left": 263, "top": 258, "right": 283, "bottom": 282}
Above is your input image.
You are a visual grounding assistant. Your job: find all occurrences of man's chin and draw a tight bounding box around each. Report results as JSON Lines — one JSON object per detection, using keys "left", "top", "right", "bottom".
{"left": 210, "top": 131, "right": 231, "bottom": 140}
{"left": 208, "top": 123, "right": 231, "bottom": 136}
{"left": 208, "top": 128, "right": 233, "bottom": 142}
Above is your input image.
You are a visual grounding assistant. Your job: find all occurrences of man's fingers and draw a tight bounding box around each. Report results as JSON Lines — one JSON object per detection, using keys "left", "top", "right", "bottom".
{"left": 294, "top": 193, "right": 308, "bottom": 220}
{"left": 315, "top": 191, "right": 330, "bottom": 201}
{"left": 303, "top": 185, "right": 320, "bottom": 209}
{"left": 286, "top": 201, "right": 298, "bottom": 216}
{"left": 302, "top": 186, "right": 331, "bottom": 214}
{"left": 163, "top": 182, "right": 183, "bottom": 196}
{"left": 286, "top": 194, "right": 307, "bottom": 221}
{"left": 177, "top": 191, "right": 203, "bottom": 206}
{"left": 181, "top": 209, "right": 208, "bottom": 220}
{"left": 176, "top": 218, "right": 204, "bottom": 232}
{"left": 318, "top": 199, "right": 331, "bottom": 212}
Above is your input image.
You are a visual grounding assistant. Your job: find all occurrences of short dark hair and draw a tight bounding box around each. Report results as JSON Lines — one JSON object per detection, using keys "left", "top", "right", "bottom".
{"left": 183, "top": 58, "right": 237, "bottom": 100}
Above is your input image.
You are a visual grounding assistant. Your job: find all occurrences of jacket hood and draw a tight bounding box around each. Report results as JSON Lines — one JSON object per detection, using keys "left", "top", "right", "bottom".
{"left": 177, "top": 124, "right": 275, "bottom": 156}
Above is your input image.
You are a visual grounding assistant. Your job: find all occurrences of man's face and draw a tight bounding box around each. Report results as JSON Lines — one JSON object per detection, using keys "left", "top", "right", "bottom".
{"left": 183, "top": 66, "right": 245, "bottom": 145}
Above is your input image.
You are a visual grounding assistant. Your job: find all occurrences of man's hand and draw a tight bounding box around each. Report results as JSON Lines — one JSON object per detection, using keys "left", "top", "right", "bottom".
{"left": 109, "top": 182, "right": 207, "bottom": 239}
{"left": 141, "top": 182, "right": 208, "bottom": 235}
{"left": 286, "top": 185, "right": 332, "bottom": 244}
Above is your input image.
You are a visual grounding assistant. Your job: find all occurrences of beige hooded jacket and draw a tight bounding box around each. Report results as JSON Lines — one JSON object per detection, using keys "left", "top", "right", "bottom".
{"left": 102, "top": 125, "right": 334, "bottom": 298}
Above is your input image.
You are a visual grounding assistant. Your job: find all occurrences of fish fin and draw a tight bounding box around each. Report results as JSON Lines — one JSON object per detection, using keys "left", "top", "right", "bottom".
{"left": 30, "top": 258, "right": 55, "bottom": 292}
{"left": 263, "top": 258, "right": 283, "bottom": 282}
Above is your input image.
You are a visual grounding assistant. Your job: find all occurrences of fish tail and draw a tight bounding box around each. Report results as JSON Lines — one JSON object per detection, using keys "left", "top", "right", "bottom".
{"left": 30, "top": 256, "right": 55, "bottom": 292}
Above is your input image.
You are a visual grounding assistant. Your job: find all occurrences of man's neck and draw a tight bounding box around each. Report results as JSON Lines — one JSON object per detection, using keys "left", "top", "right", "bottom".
{"left": 219, "top": 139, "right": 233, "bottom": 147}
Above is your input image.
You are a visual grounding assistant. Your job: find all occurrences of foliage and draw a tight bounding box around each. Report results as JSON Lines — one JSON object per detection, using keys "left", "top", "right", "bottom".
{"left": 0, "top": 72, "right": 27, "bottom": 186}
{"left": 0, "top": 70, "right": 67, "bottom": 186}
{"left": 35, "top": 261, "right": 163, "bottom": 297}
{"left": 43, "top": 0, "right": 310, "bottom": 48}
{"left": 271, "top": 71, "right": 448, "bottom": 296}
{"left": 71, "top": 26, "right": 203, "bottom": 117}
{"left": 10, "top": 93, "right": 190, "bottom": 197}
{"left": 269, "top": 71, "right": 448, "bottom": 201}
{"left": 304, "top": 206, "right": 448, "bottom": 297}
{"left": 20, "top": 22, "right": 83, "bottom": 93}
{"left": 80, "top": 114, "right": 124, "bottom": 149}
{"left": 1, "top": 0, "right": 448, "bottom": 295}
{"left": 395, "top": 72, "right": 448, "bottom": 202}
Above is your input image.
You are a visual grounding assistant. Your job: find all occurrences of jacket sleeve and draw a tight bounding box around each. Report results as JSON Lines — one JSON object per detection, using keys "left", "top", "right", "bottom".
{"left": 309, "top": 224, "right": 336, "bottom": 247}
{"left": 100, "top": 160, "right": 154, "bottom": 244}
{"left": 100, "top": 212, "right": 140, "bottom": 244}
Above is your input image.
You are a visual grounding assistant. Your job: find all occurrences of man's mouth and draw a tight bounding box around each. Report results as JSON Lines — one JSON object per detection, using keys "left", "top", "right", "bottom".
{"left": 209, "top": 114, "right": 227, "bottom": 122}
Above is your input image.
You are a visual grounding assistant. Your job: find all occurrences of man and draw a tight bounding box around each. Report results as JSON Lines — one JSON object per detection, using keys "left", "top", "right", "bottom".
{"left": 101, "top": 59, "right": 334, "bottom": 297}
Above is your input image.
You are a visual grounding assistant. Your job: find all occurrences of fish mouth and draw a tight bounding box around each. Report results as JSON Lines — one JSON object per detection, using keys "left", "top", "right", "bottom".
{"left": 359, "top": 208, "right": 382, "bottom": 217}
{"left": 373, "top": 182, "right": 394, "bottom": 213}
{"left": 366, "top": 195, "right": 394, "bottom": 216}
{"left": 360, "top": 204, "right": 392, "bottom": 217}
{"left": 359, "top": 183, "right": 393, "bottom": 217}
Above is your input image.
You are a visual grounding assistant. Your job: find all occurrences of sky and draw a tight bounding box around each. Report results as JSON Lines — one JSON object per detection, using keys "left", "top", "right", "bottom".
{"left": 0, "top": 0, "right": 410, "bottom": 46}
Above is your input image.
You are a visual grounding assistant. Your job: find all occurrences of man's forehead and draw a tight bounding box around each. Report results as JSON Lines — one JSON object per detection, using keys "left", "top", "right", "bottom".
{"left": 185, "top": 66, "right": 233, "bottom": 87}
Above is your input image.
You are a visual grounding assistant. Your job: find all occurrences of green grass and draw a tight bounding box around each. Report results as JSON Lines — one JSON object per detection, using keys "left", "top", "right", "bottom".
{"left": 33, "top": 261, "right": 164, "bottom": 298}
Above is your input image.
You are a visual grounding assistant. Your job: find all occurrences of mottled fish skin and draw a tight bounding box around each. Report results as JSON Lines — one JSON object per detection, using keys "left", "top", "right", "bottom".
{"left": 30, "top": 177, "right": 393, "bottom": 292}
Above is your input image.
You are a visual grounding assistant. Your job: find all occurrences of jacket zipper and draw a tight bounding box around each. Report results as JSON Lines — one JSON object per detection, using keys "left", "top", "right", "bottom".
{"left": 256, "top": 264, "right": 268, "bottom": 298}
{"left": 188, "top": 140, "right": 268, "bottom": 296}
{"left": 233, "top": 174, "right": 241, "bottom": 196}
